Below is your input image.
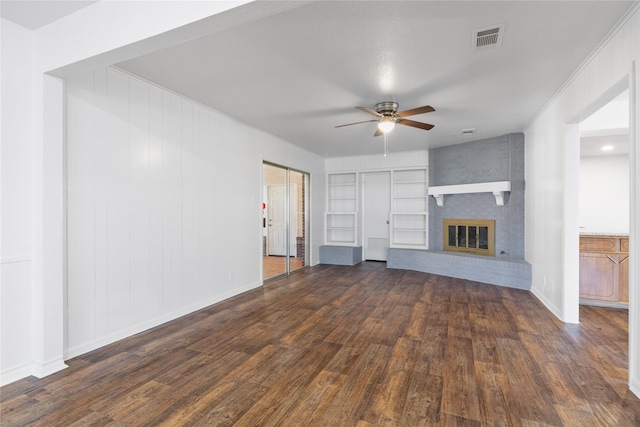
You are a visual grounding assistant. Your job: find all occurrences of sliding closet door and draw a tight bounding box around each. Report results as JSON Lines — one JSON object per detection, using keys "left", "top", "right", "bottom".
{"left": 289, "top": 169, "right": 308, "bottom": 272}
{"left": 262, "top": 163, "right": 309, "bottom": 280}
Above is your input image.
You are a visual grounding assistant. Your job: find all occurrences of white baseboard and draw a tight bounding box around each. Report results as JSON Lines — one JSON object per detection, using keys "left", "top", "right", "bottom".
{"left": 31, "top": 358, "right": 68, "bottom": 379}
{"left": 65, "top": 281, "right": 262, "bottom": 360}
{"left": 530, "top": 287, "right": 574, "bottom": 323}
{"left": 0, "top": 357, "right": 68, "bottom": 387}
{"left": 0, "top": 363, "right": 33, "bottom": 387}
{"left": 631, "top": 376, "right": 640, "bottom": 400}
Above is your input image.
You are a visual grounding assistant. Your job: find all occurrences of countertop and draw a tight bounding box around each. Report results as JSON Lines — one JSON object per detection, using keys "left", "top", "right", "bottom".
{"left": 580, "top": 231, "right": 629, "bottom": 237}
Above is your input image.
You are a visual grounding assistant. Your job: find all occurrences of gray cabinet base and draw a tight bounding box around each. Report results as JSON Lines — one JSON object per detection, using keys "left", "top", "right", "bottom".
{"left": 319, "top": 246, "right": 362, "bottom": 266}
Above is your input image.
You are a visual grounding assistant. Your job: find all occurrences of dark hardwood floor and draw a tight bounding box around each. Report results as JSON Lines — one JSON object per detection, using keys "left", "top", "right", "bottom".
{"left": 262, "top": 256, "right": 305, "bottom": 280}
{"left": 2, "top": 262, "right": 639, "bottom": 426}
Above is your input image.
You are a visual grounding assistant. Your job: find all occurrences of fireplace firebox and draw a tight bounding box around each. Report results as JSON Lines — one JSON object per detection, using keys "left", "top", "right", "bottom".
{"left": 443, "top": 219, "right": 495, "bottom": 256}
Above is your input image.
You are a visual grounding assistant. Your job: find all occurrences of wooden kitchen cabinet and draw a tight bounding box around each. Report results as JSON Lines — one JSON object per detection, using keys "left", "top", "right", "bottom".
{"left": 620, "top": 237, "right": 629, "bottom": 303}
{"left": 579, "top": 235, "right": 629, "bottom": 305}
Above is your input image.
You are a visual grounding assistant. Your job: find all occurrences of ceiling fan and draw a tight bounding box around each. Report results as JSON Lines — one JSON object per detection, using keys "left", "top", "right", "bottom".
{"left": 335, "top": 101, "right": 435, "bottom": 136}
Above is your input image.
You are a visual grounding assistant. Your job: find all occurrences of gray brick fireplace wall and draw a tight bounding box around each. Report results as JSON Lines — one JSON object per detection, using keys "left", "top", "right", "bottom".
{"left": 387, "top": 132, "right": 531, "bottom": 289}
{"left": 429, "top": 132, "right": 525, "bottom": 258}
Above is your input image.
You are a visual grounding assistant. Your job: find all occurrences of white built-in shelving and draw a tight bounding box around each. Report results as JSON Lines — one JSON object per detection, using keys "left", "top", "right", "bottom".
{"left": 390, "top": 169, "right": 428, "bottom": 249}
{"left": 325, "top": 172, "right": 358, "bottom": 245}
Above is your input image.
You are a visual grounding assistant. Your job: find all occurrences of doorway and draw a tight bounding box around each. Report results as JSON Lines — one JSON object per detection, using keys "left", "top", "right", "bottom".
{"left": 362, "top": 172, "right": 391, "bottom": 261}
{"left": 578, "top": 89, "right": 630, "bottom": 308}
{"left": 262, "top": 163, "right": 309, "bottom": 280}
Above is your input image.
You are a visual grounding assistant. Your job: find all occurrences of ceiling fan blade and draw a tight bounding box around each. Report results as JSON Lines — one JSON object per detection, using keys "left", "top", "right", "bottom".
{"left": 397, "top": 118, "right": 435, "bottom": 131}
{"left": 335, "top": 119, "right": 379, "bottom": 128}
{"left": 356, "top": 106, "right": 382, "bottom": 117}
{"left": 396, "top": 105, "right": 435, "bottom": 118}
{"left": 373, "top": 127, "right": 384, "bottom": 137}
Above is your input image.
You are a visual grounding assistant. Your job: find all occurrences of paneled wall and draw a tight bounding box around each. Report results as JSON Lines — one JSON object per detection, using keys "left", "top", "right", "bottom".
{"left": 525, "top": 5, "right": 639, "bottom": 395}
{"left": 66, "top": 68, "right": 324, "bottom": 358}
{"left": 525, "top": 6, "right": 639, "bottom": 322}
{"left": 1, "top": 19, "right": 35, "bottom": 384}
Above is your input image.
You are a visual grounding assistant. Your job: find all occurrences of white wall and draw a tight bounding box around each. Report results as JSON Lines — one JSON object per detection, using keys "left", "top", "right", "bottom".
{"left": 65, "top": 67, "right": 324, "bottom": 358}
{"left": 1, "top": 19, "right": 35, "bottom": 385}
{"left": 326, "top": 150, "right": 429, "bottom": 172}
{"left": 525, "top": 5, "right": 640, "bottom": 396}
{"left": 1, "top": 0, "right": 321, "bottom": 386}
{"left": 580, "top": 154, "right": 629, "bottom": 233}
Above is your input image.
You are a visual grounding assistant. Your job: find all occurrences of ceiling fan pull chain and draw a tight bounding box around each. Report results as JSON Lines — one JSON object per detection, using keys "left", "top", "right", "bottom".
{"left": 384, "top": 133, "right": 388, "bottom": 157}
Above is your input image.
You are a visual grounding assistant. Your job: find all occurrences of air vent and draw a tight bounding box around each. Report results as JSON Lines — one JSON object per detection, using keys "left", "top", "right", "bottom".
{"left": 473, "top": 24, "right": 504, "bottom": 51}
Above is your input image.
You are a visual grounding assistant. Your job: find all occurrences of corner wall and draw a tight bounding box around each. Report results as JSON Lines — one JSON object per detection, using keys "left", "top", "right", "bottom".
{"left": 525, "top": 5, "right": 639, "bottom": 397}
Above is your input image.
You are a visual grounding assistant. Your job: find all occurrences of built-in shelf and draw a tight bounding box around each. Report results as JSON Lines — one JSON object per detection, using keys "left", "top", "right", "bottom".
{"left": 391, "top": 169, "right": 428, "bottom": 250}
{"left": 326, "top": 172, "right": 357, "bottom": 246}
{"left": 428, "top": 181, "right": 511, "bottom": 206}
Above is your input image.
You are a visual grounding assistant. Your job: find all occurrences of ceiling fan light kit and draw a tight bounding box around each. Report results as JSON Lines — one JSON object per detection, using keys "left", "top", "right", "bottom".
{"left": 336, "top": 101, "right": 435, "bottom": 136}
{"left": 377, "top": 116, "right": 396, "bottom": 133}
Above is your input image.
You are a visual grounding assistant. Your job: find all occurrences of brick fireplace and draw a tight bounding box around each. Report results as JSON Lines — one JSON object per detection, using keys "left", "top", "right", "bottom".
{"left": 387, "top": 133, "right": 531, "bottom": 290}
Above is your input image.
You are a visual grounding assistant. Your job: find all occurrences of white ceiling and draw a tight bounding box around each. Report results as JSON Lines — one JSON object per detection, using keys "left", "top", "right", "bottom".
{"left": 581, "top": 90, "right": 629, "bottom": 135}
{"left": 581, "top": 134, "right": 629, "bottom": 157}
{"left": 3, "top": 1, "right": 635, "bottom": 158}
{"left": 0, "top": 0, "right": 97, "bottom": 30}
{"left": 581, "top": 90, "right": 630, "bottom": 157}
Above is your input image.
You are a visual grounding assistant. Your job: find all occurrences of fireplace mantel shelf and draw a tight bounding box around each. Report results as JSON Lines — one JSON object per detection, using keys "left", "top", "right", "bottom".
{"left": 428, "top": 181, "right": 511, "bottom": 206}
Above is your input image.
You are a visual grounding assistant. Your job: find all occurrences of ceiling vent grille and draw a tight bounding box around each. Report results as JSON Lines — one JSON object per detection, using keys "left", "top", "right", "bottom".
{"left": 473, "top": 24, "right": 504, "bottom": 51}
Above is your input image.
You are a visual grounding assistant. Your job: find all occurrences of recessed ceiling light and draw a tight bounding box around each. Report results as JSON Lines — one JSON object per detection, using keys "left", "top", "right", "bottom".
{"left": 601, "top": 145, "right": 614, "bottom": 151}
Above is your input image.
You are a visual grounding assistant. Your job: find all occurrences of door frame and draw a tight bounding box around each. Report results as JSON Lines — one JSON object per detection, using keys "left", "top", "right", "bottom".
{"left": 565, "top": 70, "right": 637, "bottom": 393}
{"left": 361, "top": 171, "right": 391, "bottom": 261}
{"left": 262, "top": 161, "right": 310, "bottom": 281}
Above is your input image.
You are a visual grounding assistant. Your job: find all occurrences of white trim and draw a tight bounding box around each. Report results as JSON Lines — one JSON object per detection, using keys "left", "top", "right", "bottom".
{"left": 0, "top": 363, "right": 33, "bottom": 387}
{"left": 64, "top": 281, "right": 262, "bottom": 360}
{"left": 632, "top": 377, "right": 640, "bottom": 400}
{"left": 0, "top": 357, "right": 70, "bottom": 387}
{"left": 428, "top": 181, "right": 510, "bottom": 206}
{"left": 529, "top": 3, "right": 640, "bottom": 127}
{"left": 30, "top": 358, "right": 68, "bottom": 379}
{"left": 628, "top": 59, "right": 639, "bottom": 398}
{"left": 563, "top": 123, "right": 581, "bottom": 324}
{"left": 530, "top": 287, "right": 576, "bottom": 324}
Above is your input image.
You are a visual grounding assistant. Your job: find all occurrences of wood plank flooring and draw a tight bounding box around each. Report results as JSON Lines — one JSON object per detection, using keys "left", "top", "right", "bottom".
{"left": 262, "top": 256, "right": 305, "bottom": 280}
{"left": 2, "top": 262, "right": 639, "bottom": 426}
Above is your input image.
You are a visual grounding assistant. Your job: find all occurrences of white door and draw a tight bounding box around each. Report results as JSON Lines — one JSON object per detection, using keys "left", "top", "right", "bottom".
{"left": 289, "top": 184, "right": 298, "bottom": 255}
{"left": 268, "top": 185, "right": 287, "bottom": 255}
{"left": 363, "top": 172, "right": 391, "bottom": 261}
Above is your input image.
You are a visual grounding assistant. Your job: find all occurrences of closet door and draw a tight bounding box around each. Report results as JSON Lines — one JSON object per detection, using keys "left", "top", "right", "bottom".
{"left": 362, "top": 172, "right": 391, "bottom": 261}
{"left": 263, "top": 163, "right": 309, "bottom": 280}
